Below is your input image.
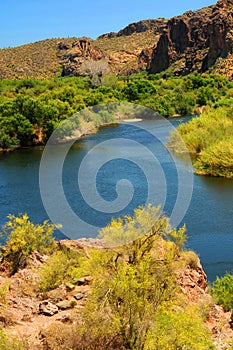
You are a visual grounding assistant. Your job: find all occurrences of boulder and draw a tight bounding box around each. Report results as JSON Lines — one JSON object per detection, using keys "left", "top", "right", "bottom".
{"left": 39, "top": 301, "right": 58, "bottom": 316}
{"left": 74, "top": 293, "right": 84, "bottom": 301}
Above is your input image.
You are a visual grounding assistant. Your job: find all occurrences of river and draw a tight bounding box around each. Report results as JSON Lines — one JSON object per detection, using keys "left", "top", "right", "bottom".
{"left": 0, "top": 117, "right": 233, "bottom": 282}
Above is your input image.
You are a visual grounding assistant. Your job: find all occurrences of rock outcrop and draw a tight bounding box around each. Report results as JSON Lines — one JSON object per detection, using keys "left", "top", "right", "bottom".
{"left": 1, "top": 1, "right": 233, "bottom": 79}
{"left": 60, "top": 37, "right": 105, "bottom": 76}
{"left": 149, "top": 0, "right": 233, "bottom": 75}
{"left": 98, "top": 18, "right": 167, "bottom": 39}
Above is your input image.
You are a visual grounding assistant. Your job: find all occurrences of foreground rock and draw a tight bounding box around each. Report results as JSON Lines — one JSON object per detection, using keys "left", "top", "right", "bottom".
{"left": 39, "top": 301, "right": 59, "bottom": 316}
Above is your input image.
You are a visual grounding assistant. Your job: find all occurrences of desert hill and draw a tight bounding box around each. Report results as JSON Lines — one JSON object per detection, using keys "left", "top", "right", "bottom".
{"left": 0, "top": 0, "right": 233, "bottom": 79}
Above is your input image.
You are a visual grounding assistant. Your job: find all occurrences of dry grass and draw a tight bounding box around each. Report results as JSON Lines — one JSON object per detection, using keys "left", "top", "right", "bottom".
{"left": 0, "top": 38, "right": 76, "bottom": 79}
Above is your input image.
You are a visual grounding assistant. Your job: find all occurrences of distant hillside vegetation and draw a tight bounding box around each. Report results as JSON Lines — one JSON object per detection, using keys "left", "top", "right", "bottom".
{"left": 1, "top": 0, "right": 233, "bottom": 79}
{"left": 0, "top": 38, "right": 75, "bottom": 79}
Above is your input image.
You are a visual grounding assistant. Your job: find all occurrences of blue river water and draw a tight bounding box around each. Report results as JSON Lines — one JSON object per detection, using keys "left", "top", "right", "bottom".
{"left": 0, "top": 117, "right": 232, "bottom": 281}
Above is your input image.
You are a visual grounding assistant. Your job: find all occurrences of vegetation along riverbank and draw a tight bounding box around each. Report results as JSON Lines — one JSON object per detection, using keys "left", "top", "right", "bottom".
{"left": 168, "top": 105, "right": 233, "bottom": 178}
{"left": 1, "top": 0, "right": 233, "bottom": 347}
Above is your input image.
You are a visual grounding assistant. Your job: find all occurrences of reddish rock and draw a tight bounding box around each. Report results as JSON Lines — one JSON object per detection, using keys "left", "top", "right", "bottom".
{"left": 98, "top": 18, "right": 167, "bottom": 39}
{"left": 149, "top": 0, "right": 233, "bottom": 75}
{"left": 61, "top": 38, "right": 104, "bottom": 76}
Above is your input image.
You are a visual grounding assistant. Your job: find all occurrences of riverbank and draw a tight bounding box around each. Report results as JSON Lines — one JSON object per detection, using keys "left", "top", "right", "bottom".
{"left": 1, "top": 112, "right": 200, "bottom": 153}
{"left": 168, "top": 106, "right": 233, "bottom": 179}
{"left": 0, "top": 117, "right": 145, "bottom": 152}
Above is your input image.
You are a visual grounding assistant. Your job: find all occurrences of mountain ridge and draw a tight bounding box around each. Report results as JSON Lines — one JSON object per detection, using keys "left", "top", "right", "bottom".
{"left": 1, "top": 0, "right": 233, "bottom": 79}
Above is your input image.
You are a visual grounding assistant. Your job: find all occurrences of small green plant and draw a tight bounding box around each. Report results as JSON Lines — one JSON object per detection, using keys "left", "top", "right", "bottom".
{"left": 38, "top": 246, "right": 81, "bottom": 292}
{"left": 0, "top": 328, "right": 26, "bottom": 350}
{"left": 145, "top": 303, "right": 215, "bottom": 350}
{"left": 210, "top": 273, "right": 233, "bottom": 312}
{"left": 1, "top": 214, "right": 57, "bottom": 273}
{"left": 0, "top": 279, "right": 10, "bottom": 306}
{"left": 181, "top": 250, "right": 200, "bottom": 269}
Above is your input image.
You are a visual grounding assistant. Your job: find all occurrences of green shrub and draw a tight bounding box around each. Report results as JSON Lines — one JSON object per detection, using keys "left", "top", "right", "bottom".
{"left": 1, "top": 214, "right": 56, "bottom": 273}
{"left": 0, "top": 328, "right": 26, "bottom": 350}
{"left": 210, "top": 273, "right": 233, "bottom": 312}
{"left": 38, "top": 246, "right": 81, "bottom": 292}
{"left": 169, "top": 105, "right": 233, "bottom": 178}
{"left": 145, "top": 303, "right": 215, "bottom": 350}
{"left": 195, "top": 139, "right": 233, "bottom": 178}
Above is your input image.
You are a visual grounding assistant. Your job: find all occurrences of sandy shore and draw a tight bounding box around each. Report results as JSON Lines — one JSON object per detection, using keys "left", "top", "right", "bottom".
{"left": 121, "top": 118, "right": 143, "bottom": 122}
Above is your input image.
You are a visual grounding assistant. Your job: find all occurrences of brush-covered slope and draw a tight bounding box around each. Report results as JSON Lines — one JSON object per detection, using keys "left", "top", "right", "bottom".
{"left": 1, "top": 0, "right": 233, "bottom": 79}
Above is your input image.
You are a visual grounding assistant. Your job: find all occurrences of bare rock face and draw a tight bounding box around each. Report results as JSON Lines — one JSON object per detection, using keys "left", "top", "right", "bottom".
{"left": 138, "top": 47, "right": 154, "bottom": 69}
{"left": 98, "top": 18, "right": 167, "bottom": 39}
{"left": 118, "top": 19, "right": 167, "bottom": 36}
{"left": 60, "top": 38, "right": 104, "bottom": 76}
{"left": 176, "top": 261, "right": 208, "bottom": 302}
{"left": 149, "top": 1, "right": 233, "bottom": 75}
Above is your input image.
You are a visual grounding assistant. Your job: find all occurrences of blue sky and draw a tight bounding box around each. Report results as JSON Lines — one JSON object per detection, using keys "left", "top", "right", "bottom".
{"left": 0, "top": 0, "right": 216, "bottom": 48}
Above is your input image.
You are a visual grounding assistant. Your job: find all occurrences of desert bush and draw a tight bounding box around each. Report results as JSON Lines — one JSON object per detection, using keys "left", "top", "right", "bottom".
{"left": 145, "top": 303, "right": 215, "bottom": 350}
{"left": 41, "top": 322, "right": 125, "bottom": 350}
{"left": 39, "top": 323, "right": 80, "bottom": 350}
{"left": 210, "top": 273, "right": 233, "bottom": 312}
{"left": 180, "top": 250, "right": 200, "bottom": 269}
{"left": 0, "top": 309, "right": 19, "bottom": 327}
{"left": 1, "top": 214, "right": 56, "bottom": 273}
{"left": 37, "top": 246, "right": 81, "bottom": 292}
{"left": 75, "top": 205, "right": 214, "bottom": 350}
{"left": 0, "top": 328, "right": 26, "bottom": 350}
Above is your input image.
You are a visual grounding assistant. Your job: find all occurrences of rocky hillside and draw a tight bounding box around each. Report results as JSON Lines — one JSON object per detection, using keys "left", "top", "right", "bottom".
{"left": 149, "top": 0, "right": 233, "bottom": 76}
{"left": 0, "top": 239, "right": 232, "bottom": 349}
{"left": 0, "top": 0, "right": 233, "bottom": 79}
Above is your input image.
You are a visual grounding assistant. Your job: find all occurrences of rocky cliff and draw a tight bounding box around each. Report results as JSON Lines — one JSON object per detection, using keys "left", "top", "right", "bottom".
{"left": 149, "top": 0, "right": 233, "bottom": 75}
{"left": 59, "top": 38, "right": 104, "bottom": 76}
{"left": 98, "top": 18, "right": 167, "bottom": 39}
{"left": 0, "top": 0, "right": 233, "bottom": 79}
